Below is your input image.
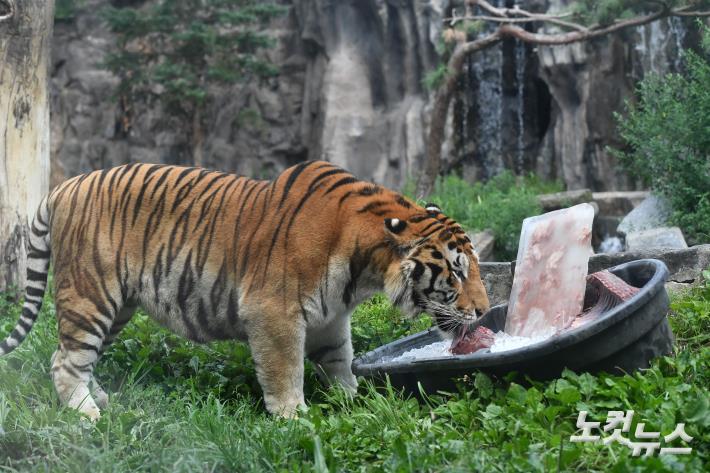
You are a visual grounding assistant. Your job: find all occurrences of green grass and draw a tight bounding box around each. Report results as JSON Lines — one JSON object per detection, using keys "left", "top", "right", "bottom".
{"left": 0, "top": 279, "right": 708, "bottom": 472}
{"left": 406, "top": 172, "right": 563, "bottom": 260}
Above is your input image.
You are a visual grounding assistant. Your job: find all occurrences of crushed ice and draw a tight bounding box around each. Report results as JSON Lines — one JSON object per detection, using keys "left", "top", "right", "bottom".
{"left": 389, "top": 328, "right": 556, "bottom": 362}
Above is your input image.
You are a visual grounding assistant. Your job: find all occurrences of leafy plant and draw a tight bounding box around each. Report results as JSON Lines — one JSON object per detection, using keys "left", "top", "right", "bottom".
{"left": 0, "top": 276, "right": 709, "bottom": 471}
{"left": 55, "top": 0, "right": 82, "bottom": 22}
{"left": 612, "top": 22, "right": 710, "bottom": 244}
{"left": 669, "top": 268, "right": 710, "bottom": 349}
{"left": 102, "top": 0, "right": 285, "bottom": 151}
{"left": 571, "top": 1, "right": 710, "bottom": 25}
{"left": 422, "top": 64, "right": 448, "bottom": 91}
{"left": 351, "top": 294, "right": 431, "bottom": 354}
{"left": 408, "top": 172, "right": 562, "bottom": 260}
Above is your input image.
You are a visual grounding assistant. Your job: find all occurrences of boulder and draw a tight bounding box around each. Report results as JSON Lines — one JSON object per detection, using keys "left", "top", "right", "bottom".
{"left": 625, "top": 227, "right": 688, "bottom": 251}
{"left": 589, "top": 245, "right": 710, "bottom": 285}
{"left": 538, "top": 189, "right": 593, "bottom": 211}
{"left": 485, "top": 245, "right": 710, "bottom": 304}
{"left": 592, "top": 191, "right": 650, "bottom": 216}
{"left": 617, "top": 194, "right": 673, "bottom": 236}
{"left": 479, "top": 263, "right": 514, "bottom": 307}
{"left": 469, "top": 229, "right": 495, "bottom": 262}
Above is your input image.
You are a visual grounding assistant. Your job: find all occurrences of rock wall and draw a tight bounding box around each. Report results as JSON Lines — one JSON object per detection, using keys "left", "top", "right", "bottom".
{"left": 50, "top": 0, "right": 444, "bottom": 188}
{"left": 49, "top": 0, "right": 699, "bottom": 190}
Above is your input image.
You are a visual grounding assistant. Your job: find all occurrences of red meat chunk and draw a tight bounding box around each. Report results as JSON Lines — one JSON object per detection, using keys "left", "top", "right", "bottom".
{"left": 450, "top": 326, "right": 496, "bottom": 355}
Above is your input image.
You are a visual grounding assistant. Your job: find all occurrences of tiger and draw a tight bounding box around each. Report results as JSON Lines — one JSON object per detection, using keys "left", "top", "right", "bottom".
{"left": 0, "top": 161, "right": 490, "bottom": 418}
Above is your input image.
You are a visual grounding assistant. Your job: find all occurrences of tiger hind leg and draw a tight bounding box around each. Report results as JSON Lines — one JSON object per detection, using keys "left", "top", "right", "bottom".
{"left": 51, "top": 345, "right": 101, "bottom": 421}
{"left": 51, "top": 297, "right": 126, "bottom": 421}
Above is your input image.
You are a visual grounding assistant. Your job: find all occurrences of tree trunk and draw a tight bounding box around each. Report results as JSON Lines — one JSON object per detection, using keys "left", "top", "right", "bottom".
{"left": 0, "top": 0, "right": 54, "bottom": 294}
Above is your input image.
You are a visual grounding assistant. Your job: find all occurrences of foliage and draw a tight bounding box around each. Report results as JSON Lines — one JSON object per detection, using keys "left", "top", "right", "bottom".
{"left": 612, "top": 23, "right": 710, "bottom": 244}
{"left": 0, "top": 282, "right": 708, "bottom": 471}
{"left": 571, "top": 1, "right": 710, "bottom": 26}
{"left": 55, "top": 0, "right": 82, "bottom": 22}
{"left": 408, "top": 172, "right": 562, "bottom": 261}
{"left": 669, "top": 269, "right": 710, "bottom": 350}
{"left": 422, "top": 64, "right": 448, "bottom": 91}
{"left": 351, "top": 294, "right": 431, "bottom": 354}
{"left": 102, "top": 0, "right": 285, "bottom": 121}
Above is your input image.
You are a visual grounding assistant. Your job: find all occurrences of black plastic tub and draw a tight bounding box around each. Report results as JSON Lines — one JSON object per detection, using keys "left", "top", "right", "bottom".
{"left": 352, "top": 259, "right": 673, "bottom": 395}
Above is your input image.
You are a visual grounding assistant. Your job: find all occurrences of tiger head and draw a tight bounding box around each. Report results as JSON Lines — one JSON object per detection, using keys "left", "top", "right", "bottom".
{"left": 383, "top": 203, "right": 490, "bottom": 337}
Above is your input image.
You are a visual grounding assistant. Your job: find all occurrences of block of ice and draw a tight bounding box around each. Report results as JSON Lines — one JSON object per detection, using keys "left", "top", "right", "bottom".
{"left": 505, "top": 203, "right": 595, "bottom": 337}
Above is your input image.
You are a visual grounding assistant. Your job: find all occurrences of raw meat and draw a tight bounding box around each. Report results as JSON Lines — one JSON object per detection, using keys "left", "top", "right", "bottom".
{"left": 567, "top": 270, "right": 640, "bottom": 330}
{"left": 505, "top": 203, "right": 595, "bottom": 337}
{"left": 450, "top": 326, "right": 495, "bottom": 355}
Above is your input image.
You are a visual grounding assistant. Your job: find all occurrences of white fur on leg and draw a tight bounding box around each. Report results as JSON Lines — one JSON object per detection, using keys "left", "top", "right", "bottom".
{"left": 264, "top": 392, "right": 306, "bottom": 418}
{"left": 51, "top": 349, "right": 101, "bottom": 421}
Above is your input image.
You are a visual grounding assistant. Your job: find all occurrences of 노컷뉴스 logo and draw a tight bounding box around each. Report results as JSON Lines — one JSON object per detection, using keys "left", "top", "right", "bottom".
{"left": 570, "top": 410, "right": 693, "bottom": 456}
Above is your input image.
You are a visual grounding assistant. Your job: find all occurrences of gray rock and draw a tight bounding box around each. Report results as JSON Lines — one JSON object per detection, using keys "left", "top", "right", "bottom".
{"left": 47, "top": 0, "right": 692, "bottom": 193}
{"left": 592, "top": 191, "right": 650, "bottom": 216}
{"left": 538, "top": 189, "right": 593, "bottom": 211}
{"left": 469, "top": 229, "right": 495, "bottom": 262}
{"left": 617, "top": 195, "right": 673, "bottom": 236}
{"left": 479, "top": 262, "right": 513, "bottom": 307}
{"left": 625, "top": 227, "right": 688, "bottom": 251}
{"left": 485, "top": 245, "right": 710, "bottom": 303}
{"left": 589, "top": 244, "right": 710, "bottom": 285}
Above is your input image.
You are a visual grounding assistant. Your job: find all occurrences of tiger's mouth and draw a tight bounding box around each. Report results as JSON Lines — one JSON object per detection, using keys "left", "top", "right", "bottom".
{"left": 424, "top": 300, "right": 484, "bottom": 335}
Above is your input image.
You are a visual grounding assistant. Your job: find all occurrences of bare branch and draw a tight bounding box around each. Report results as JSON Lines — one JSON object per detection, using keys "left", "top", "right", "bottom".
{"left": 672, "top": 9, "right": 710, "bottom": 16}
{"left": 466, "top": 0, "right": 506, "bottom": 18}
{"left": 444, "top": 14, "right": 588, "bottom": 32}
{"left": 497, "top": 8, "right": 671, "bottom": 45}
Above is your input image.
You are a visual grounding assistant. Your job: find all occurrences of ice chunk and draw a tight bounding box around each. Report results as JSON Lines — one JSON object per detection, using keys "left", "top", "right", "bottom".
{"left": 489, "top": 328, "right": 556, "bottom": 353}
{"left": 505, "top": 203, "right": 595, "bottom": 337}
{"left": 390, "top": 341, "right": 451, "bottom": 362}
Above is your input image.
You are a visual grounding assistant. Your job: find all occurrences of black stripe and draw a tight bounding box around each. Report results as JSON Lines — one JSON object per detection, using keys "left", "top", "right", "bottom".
{"left": 177, "top": 251, "right": 195, "bottom": 310}
{"left": 26, "top": 286, "right": 44, "bottom": 298}
{"left": 26, "top": 268, "right": 47, "bottom": 282}
{"left": 31, "top": 222, "right": 48, "bottom": 237}
{"left": 421, "top": 224, "right": 445, "bottom": 239}
{"left": 60, "top": 335, "right": 100, "bottom": 353}
{"left": 357, "top": 200, "right": 389, "bottom": 214}
{"left": 61, "top": 310, "right": 105, "bottom": 340}
{"left": 27, "top": 243, "right": 50, "bottom": 259}
{"left": 150, "top": 166, "right": 173, "bottom": 199}
{"left": 419, "top": 220, "right": 442, "bottom": 235}
{"left": 412, "top": 260, "right": 425, "bottom": 281}
{"left": 172, "top": 167, "right": 198, "bottom": 189}
{"left": 17, "top": 318, "right": 32, "bottom": 333}
{"left": 408, "top": 214, "right": 431, "bottom": 223}
{"left": 325, "top": 177, "right": 359, "bottom": 195}
{"left": 21, "top": 306, "right": 39, "bottom": 321}
{"left": 278, "top": 161, "right": 314, "bottom": 209}
{"left": 396, "top": 195, "right": 412, "bottom": 208}
{"left": 308, "top": 339, "right": 347, "bottom": 362}
{"left": 226, "top": 289, "right": 239, "bottom": 326}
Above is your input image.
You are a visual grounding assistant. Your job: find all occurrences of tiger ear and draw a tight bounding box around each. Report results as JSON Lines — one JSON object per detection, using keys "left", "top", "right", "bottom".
{"left": 384, "top": 218, "right": 407, "bottom": 235}
{"left": 425, "top": 203, "right": 441, "bottom": 215}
